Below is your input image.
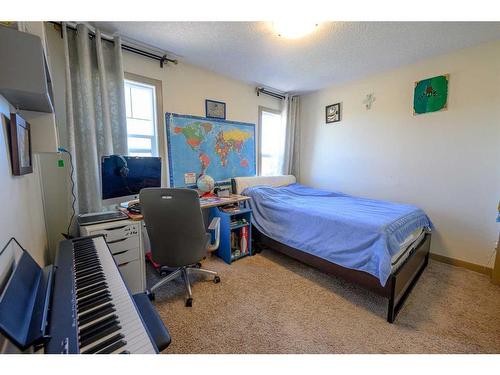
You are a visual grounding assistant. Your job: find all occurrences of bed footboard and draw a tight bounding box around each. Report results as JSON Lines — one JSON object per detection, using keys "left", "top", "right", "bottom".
{"left": 386, "top": 233, "right": 431, "bottom": 323}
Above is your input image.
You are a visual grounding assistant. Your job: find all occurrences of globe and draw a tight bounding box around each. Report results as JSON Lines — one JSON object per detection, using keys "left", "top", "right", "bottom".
{"left": 197, "top": 174, "right": 215, "bottom": 193}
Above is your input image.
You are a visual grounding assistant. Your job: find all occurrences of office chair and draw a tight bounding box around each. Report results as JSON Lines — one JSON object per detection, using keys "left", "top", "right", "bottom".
{"left": 140, "top": 188, "right": 221, "bottom": 307}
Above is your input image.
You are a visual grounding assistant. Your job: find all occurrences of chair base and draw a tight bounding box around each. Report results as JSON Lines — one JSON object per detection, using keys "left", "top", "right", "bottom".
{"left": 148, "top": 264, "right": 220, "bottom": 306}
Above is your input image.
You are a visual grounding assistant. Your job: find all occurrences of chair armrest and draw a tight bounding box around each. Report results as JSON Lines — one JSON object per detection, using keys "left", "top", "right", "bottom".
{"left": 207, "top": 217, "right": 221, "bottom": 252}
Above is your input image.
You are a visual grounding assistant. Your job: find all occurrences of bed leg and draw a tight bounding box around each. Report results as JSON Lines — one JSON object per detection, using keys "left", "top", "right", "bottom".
{"left": 387, "top": 278, "right": 396, "bottom": 323}
{"left": 251, "top": 230, "right": 264, "bottom": 254}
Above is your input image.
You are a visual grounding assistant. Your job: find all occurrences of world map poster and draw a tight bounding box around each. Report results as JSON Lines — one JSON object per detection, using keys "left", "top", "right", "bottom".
{"left": 166, "top": 113, "right": 256, "bottom": 187}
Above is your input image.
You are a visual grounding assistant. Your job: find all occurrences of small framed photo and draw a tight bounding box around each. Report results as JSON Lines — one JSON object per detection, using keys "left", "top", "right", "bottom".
{"left": 326, "top": 103, "right": 341, "bottom": 123}
{"left": 205, "top": 99, "right": 226, "bottom": 120}
{"left": 3, "top": 113, "right": 33, "bottom": 175}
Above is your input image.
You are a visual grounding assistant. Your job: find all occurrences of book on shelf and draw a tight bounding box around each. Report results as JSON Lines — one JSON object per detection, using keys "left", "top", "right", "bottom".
{"left": 221, "top": 204, "right": 241, "bottom": 213}
{"left": 230, "top": 226, "right": 249, "bottom": 259}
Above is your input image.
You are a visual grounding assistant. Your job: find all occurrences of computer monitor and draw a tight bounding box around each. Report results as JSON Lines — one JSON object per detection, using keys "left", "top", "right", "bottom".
{"left": 101, "top": 155, "right": 161, "bottom": 204}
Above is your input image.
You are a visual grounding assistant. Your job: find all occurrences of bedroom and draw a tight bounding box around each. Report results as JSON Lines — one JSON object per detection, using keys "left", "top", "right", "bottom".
{"left": 0, "top": 0, "right": 499, "bottom": 372}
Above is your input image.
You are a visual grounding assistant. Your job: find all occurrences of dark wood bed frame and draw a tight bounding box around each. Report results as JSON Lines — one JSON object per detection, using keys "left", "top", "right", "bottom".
{"left": 231, "top": 176, "right": 431, "bottom": 323}
{"left": 252, "top": 229, "right": 431, "bottom": 323}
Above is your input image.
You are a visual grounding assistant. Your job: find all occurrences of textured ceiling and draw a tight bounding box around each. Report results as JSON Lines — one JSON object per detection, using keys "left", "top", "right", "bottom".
{"left": 93, "top": 22, "right": 500, "bottom": 93}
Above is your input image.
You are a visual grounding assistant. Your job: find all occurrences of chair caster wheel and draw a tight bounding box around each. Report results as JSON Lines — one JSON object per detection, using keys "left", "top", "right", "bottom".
{"left": 185, "top": 298, "right": 193, "bottom": 307}
{"left": 146, "top": 291, "right": 155, "bottom": 301}
{"left": 213, "top": 276, "right": 221, "bottom": 284}
{"left": 160, "top": 271, "right": 168, "bottom": 277}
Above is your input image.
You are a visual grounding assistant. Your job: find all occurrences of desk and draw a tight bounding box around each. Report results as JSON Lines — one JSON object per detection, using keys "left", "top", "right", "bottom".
{"left": 121, "top": 194, "right": 251, "bottom": 220}
{"left": 200, "top": 194, "right": 250, "bottom": 209}
{"left": 120, "top": 193, "right": 253, "bottom": 266}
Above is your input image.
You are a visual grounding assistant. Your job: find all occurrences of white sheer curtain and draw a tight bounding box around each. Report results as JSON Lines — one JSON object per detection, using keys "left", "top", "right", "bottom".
{"left": 281, "top": 95, "right": 300, "bottom": 177}
{"left": 63, "top": 23, "right": 128, "bottom": 216}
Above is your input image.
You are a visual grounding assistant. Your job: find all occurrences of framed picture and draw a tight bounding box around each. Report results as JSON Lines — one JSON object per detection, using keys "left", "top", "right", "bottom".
{"left": 3, "top": 113, "right": 33, "bottom": 175}
{"left": 326, "top": 103, "right": 341, "bottom": 123}
{"left": 413, "top": 74, "right": 449, "bottom": 115}
{"left": 205, "top": 99, "right": 226, "bottom": 120}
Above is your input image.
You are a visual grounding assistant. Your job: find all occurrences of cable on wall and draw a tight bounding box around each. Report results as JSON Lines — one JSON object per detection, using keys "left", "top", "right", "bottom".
{"left": 58, "top": 148, "right": 77, "bottom": 238}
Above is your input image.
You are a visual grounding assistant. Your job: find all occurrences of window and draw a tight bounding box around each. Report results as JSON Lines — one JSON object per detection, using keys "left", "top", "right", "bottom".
{"left": 124, "top": 79, "right": 158, "bottom": 156}
{"left": 259, "top": 108, "right": 285, "bottom": 176}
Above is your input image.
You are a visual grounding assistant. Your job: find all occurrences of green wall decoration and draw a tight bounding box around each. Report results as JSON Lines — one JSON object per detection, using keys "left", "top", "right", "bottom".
{"left": 413, "top": 74, "right": 449, "bottom": 115}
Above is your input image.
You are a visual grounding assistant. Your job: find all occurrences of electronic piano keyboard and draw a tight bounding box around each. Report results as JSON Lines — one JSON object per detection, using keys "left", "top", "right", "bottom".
{"left": 0, "top": 235, "right": 170, "bottom": 354}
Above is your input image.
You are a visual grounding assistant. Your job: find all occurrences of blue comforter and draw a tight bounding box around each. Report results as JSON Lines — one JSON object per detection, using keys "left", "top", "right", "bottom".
{"left": 243, "top": 183, "right": 432, "bottom": 286}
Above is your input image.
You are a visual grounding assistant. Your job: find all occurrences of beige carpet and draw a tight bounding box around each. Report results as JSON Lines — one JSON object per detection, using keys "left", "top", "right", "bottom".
{"left": 147, "top": 250, "right": 500, "bottom": 354}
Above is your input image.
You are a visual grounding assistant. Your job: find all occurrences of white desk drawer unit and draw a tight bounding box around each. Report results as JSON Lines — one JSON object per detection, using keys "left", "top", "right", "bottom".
{"left": 79, "top": 219, "right": 146, "bottom": 294}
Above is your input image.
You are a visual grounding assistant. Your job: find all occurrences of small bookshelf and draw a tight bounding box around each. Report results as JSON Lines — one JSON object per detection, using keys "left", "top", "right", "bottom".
{"left": 209, "top": 203, "right": 252, "bottom": 264}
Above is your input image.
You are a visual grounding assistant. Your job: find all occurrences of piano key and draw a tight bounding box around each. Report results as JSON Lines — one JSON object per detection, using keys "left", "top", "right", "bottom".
{"left": 76, "top": 274, "right": 106, "bottom": 289}
{"left": 75, "top": 248, "right": 97, "bottom": 256}
{"left": 78, "top": 300, "right": 114, "bottom": 317}
{"left": 78, "top": 295, "right": 112, "bottom": 314}
{"left": 78, "top": 289, "right": 110, "bottom": 305}
{"left": 74, "top": 245, "right": 97, "bottom": 253}
{"left": 76, "top": 266, "right": 104, "bottom": 279}
{"left": 78, "top": 301, "right": 114, "bottom": 320}
{"left": 75, "top": 247, "right": 96, "bottom": 254}
{"left": 76, "top": 264, "right": 102, "bottom": 275}
{"left": 78, "top": 294, "right": 111, "bottom": 315}
{"left": 78, "top": 305, "right": 116, "bottom": 327}
{"left": 75, "top": 254, "right": 99, "bottom": 267}
{"left": 92, "top": 259, "right": 156, "bottom": 354}
{"left": 75, "top": 269, "right": 104, "bottom": 281}
{"left": 75, "top": 246, "right": 96, "bottom": 254}
{"left": 75, "top": 259, "right": 101, "bottom": 270}
{"left": 75, "top": 258, "right": 101, "bottom": 268}
{"left": 77, "top": 282, "right": 108, "bottom": 298}
{"left": 76, "top": 271, "right": 105, "bottom": 284}
{"left": 81, "top": 333, "right": 125, "bottom": 354}
{"left": 79, "top": 323, "right": 121, "bottom": 349}
{"left": 79, "top": 315, "right": 119, "bottom": 341}
{"left": 96, "top": 339, "right": 127, "bottom": 354}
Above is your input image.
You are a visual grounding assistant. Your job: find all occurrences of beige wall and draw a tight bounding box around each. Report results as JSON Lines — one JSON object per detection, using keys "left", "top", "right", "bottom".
{"left": 0, "top": 95, "right": 48, "bottom": 267}
{"left": 299, "top": 40, "right": 500, "bottom": 267}
{"left": 0, "top": 96, "right": 47, "bottom": 353}
{"left": 124, "top": 52, "right": 280, "bottom": 124}
{"left": 42, "top": 23, "right": 281, "bottom": 254}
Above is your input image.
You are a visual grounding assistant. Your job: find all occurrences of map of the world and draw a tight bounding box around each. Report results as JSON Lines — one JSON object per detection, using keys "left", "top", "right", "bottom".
{"left": 166, "top": 113, "right": 256, "bottom": 187}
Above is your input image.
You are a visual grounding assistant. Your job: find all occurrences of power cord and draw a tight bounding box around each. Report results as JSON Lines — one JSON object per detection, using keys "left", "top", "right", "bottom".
{"left": 58, "top": 148, "right": 76, "bottom": 238}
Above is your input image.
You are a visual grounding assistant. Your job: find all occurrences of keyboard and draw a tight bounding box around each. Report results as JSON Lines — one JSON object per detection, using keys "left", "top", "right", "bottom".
{"left": 78, "top": 211, "right": 128, "bottom": 226}
{"left": 46, "top": 236, "right": 157, "bottom": 354}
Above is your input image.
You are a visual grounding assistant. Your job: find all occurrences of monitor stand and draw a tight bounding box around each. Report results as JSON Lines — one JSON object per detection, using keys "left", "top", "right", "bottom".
{"left": 119, "top": 198, "right": 140, "bottom": 209}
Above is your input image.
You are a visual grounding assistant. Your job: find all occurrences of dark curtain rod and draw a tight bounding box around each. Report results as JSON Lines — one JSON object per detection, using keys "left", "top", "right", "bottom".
{"left": 256, "top": 87, "right": 286, "bottom": 100}
{"left": 50, "top": 21, "right": 177, "bottom": 68}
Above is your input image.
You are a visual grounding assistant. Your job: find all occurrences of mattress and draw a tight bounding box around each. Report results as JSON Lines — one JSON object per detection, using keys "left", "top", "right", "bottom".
{"left": 390, "top": 227, "right": 426, "bottom": 272}
{"left": 243, "top": 183, "right": 433, "bottom": 286}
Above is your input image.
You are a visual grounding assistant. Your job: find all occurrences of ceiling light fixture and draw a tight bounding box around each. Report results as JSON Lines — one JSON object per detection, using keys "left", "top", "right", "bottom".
{"left": 273, "top": 21, "right": 319, "bottom": 39}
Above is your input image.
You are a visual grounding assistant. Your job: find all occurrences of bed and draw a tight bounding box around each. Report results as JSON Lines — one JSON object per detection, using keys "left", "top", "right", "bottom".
{"left": 231, "top": 175, "right": 432, "bottom": 323}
